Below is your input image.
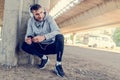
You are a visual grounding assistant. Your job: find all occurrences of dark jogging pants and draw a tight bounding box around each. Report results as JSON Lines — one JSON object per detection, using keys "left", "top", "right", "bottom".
{"left": 21, "top": 34, "right": 64, "bottom": 62}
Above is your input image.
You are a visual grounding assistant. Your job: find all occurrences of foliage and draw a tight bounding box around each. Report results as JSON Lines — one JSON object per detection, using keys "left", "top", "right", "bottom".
{"left": 113, "top": 27, "right": 120, "bottom": 46}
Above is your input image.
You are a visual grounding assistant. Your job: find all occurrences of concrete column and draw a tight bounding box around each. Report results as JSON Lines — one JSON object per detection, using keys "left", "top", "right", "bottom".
{"left": 72, "top": 33, "right": 76, "bottom": 45}
{"left": 0, "top": 0, "right": 34, "bottom": 66}
{"left": 38, "top": 0, "right": 50, "bottom": 12}
{"left": 0, "top": 0, "right": 20, "bottom": 66}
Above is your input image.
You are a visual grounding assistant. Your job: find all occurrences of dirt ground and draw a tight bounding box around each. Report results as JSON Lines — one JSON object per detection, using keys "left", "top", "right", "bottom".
{"left": 0, "top": 46, "right": 120, "bottom": 80}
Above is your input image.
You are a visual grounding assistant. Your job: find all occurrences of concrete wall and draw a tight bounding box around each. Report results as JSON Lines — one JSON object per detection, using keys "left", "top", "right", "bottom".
{"left": 17, "top": 0, "right": 35, "bottom": 65}
{"left": 38, "top": 0, "right": 50, "bottom": 11}
{"left": 0, "top": 0, "right": 4, "bottom": 25}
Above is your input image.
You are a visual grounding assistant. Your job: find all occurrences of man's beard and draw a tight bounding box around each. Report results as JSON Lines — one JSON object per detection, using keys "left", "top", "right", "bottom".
{"left": 34, "top": 17, "right": 43, "bottom": 21}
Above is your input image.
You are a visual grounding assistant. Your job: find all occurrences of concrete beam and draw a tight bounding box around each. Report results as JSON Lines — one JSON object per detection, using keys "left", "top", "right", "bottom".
{"left": 60, "top": 0, "right": 120, "bottom": 34}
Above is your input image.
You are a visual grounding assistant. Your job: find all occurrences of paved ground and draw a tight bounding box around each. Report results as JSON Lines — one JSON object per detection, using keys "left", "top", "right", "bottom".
{"left": 0, "top": 45, "right": 120, "bottom": 80}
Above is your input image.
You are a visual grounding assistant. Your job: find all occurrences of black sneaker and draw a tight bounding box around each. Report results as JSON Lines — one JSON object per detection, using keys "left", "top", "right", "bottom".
{"left": 38, "top": 57, "right": 49, "bottom": 69}
{"left": 54, "top": 64, "right": 65, "bottom": 77}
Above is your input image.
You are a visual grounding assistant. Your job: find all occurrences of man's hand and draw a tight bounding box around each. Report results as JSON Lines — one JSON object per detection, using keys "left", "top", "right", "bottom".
{"left": 32, "top": 35, "right": 46, "bottom": 43}
{"left": 25, "top": 38, "right": 32, "bottom": 44}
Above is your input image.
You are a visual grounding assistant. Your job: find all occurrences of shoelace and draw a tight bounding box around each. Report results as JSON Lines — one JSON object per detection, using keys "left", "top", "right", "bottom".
{"left": 57, "top": 65, "right": 63, "bottom": 72}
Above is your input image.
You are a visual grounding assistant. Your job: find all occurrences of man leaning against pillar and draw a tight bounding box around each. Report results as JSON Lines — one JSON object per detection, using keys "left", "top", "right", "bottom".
{"left": 21, "top": 4, "right": 65, "bottom": 77}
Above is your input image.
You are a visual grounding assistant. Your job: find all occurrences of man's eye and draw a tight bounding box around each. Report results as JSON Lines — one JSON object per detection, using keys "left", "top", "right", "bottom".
{"left": 36, "top": 14, "right": 39, "bottom": 15}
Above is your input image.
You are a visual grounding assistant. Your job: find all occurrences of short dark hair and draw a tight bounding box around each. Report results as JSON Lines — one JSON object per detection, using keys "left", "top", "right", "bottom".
{"left": 30, "top": 4, "right": 42, "bottom": 13}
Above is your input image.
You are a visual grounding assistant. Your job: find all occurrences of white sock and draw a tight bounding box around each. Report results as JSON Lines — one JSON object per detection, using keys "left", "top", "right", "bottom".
{"left": 56, "top": 61, "right": 61, "bottom": 66}
{"left": 42, "top": 55, "right": 47, "bottom": 59}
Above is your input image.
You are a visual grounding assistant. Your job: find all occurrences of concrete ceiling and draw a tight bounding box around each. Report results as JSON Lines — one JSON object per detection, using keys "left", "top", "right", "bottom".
{"left": 61, "top": 9, "right": 120, "bottom": 34}
{"left": 55, "top": 0, "right": 105, "bottom": 24}
{"left": 49, "top": 0, "right": 120, "bottom": 34}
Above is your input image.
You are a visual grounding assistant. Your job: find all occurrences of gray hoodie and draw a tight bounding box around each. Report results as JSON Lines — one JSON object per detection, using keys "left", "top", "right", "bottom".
{"left": 25, "top": 14, "right": 61, "bottom": 44}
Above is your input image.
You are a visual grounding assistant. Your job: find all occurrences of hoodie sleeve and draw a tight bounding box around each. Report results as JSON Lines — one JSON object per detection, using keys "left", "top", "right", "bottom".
{"left": 25, "top": 18, "right": 34, "bottom": 39}
{"left": 44, "top": 16, "right": 61, "bottom": 40}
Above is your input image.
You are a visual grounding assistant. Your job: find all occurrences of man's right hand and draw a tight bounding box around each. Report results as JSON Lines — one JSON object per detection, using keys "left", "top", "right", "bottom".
{"left": 25, "top": 38, "right": 32, "bottom": 45}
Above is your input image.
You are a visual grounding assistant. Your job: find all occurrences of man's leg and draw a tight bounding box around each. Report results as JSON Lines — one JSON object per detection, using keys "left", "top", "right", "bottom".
{"left": 55, "top": 34, "right": 65, "bottom": 77}
{"left": 21, "top": 42, "right": 49, "bottom": 69}
{"left": 55, "top": 34, "right": 64, "bottom": 62}
{"left": 21, "top": 42, "right": 43, "bottom": 58}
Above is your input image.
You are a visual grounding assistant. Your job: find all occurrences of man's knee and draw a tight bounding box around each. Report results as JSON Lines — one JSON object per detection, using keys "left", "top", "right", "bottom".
{"left": 21, "top": 42, "right": 29, "bottom": 51}
{"left": 55, "top": 34, "right": 64, "bottom": 41}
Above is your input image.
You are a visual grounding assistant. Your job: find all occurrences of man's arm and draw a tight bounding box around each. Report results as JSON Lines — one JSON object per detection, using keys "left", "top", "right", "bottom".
{"left": 25, "top": 18, "right": 34, "bottom": 44}
{"left": 25, "top": 18, "right": 34, "bottom": 39}
{"left": 44, "top": 16, "right": 61, "bottom": 40}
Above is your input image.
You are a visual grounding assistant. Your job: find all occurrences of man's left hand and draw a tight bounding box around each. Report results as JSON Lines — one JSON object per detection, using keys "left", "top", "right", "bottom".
{"left": 32, "top": 35, "right": 46, "bottom": 43}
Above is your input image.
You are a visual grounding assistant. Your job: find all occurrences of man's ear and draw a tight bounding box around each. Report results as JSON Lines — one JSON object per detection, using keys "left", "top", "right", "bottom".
{"left": 43, "top": 8, "right": 46, "bottom": 15}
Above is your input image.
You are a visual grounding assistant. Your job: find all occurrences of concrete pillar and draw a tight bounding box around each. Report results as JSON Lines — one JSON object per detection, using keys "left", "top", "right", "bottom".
{"left": 0, "top": 0, "right": 20, "bottom": 66}
{"left": 38, "top": 0, "right": 50, "bottom": 12}
{"left": 72, "top": 33, "right": 76, "bottom": 45}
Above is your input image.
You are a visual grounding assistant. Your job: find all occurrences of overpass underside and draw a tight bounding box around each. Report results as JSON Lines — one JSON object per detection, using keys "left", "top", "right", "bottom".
{"left": 57, "top": 0, "right": 120, "bottom": 34}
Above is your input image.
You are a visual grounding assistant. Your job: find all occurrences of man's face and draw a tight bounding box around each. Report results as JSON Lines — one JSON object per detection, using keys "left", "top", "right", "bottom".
{"left": 32, "top": 8, "right": 45, "bottom": 21}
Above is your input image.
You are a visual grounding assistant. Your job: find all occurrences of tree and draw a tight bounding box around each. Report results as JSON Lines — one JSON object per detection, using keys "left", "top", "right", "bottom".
{"left": 113, "top": 27, "right": 120, "bottom": 46}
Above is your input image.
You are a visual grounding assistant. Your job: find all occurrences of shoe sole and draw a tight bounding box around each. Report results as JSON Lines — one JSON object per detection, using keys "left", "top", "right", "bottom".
{"left": 39, "top": 59, "right": 50, "bottom": 69}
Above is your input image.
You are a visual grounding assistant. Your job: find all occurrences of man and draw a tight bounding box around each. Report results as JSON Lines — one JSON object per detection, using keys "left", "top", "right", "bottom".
{"left": 21, "top": 4, "right": 65, "bottom": 77}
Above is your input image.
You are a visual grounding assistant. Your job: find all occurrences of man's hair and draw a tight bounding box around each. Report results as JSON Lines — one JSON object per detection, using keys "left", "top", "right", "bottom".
{"left": 30, "top": 4, "right": 42, "bottom": 13}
